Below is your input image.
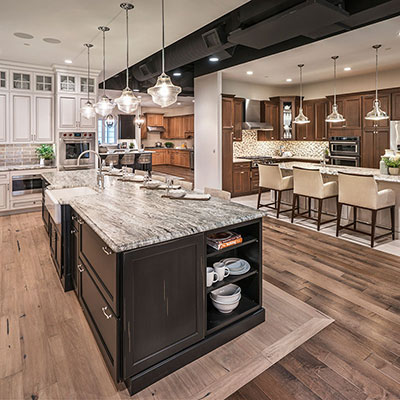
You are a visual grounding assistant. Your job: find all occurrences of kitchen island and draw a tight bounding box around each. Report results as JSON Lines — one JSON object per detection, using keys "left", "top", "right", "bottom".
{"left": 41, "top": 170, "right": 265, "bottom": 395}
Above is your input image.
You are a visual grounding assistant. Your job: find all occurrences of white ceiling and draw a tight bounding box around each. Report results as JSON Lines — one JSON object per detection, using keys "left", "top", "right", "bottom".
{"left": 0, "top": 0, "right": 248, "bottom": 79}
{"left": 222, "top": 15, "right": 400, "bottom": 87}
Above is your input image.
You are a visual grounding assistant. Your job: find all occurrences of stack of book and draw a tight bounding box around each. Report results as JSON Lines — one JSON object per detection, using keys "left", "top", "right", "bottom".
{"left": 207, "top": 231, "right": 243, "bottom": 250}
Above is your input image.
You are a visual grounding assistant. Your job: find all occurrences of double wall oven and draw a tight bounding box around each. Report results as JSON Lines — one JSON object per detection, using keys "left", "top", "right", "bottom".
{"left": 329, "top": 136, "right": 361, "bottom": 167}
{"left": 59, "top": 132, "right": 96, "bottom": 170}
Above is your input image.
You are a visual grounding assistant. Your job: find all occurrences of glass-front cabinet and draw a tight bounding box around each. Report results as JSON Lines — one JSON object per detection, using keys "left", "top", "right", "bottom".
{"left": 80, "top": 77, "right": 95, "bottom": 93}
{"left": 0, "top": 71, "right": 7, "bottom": 89}
{"left": 36, "top": 75, "right": 53, "bottom": 92}
{"left": 60, "top": 75, "right": 76, "bottom": 92}
{"left": 12, "top": 72, "right": 31, "bottom": 90}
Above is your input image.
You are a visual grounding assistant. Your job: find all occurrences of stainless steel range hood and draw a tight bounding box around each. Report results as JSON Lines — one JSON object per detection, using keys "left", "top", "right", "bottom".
{"left": 147, "top": 125, "right": 165, "bottom": 133}
{"left": 242, "top": 99, "right": 273, "bottom": 131}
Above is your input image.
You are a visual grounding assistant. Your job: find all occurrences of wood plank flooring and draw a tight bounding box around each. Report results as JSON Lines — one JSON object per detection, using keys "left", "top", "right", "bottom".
{"left": 152, "top": 165, "right": 194, "bottom": 183}
{"left": 228, "top": 217, "right": 400, "bottom": 400}
{"left": 0, "top": 212, "right": 332, "bottom": 400}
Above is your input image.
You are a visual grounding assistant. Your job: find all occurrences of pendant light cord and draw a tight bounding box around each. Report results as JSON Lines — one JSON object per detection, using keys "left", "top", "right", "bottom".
{"left": 161, "top": 0, "right": 165, "bottom": 73}
{"left": 125, "top": 7, "right": 129, "bottom": 88}
{"left": 298, "top": 64, "right": 304, "bottom": 110}
{"left": 332, "top": 56, "right": 338, "bottom": 106}
{"left": 375, "top": 46, "right": 378, "bottom": 101}
{"left": 102, "top": 30, "right": 106, "bottom": 96}
{"left": 87, "top": 45, "right": 90, "bottom": 102}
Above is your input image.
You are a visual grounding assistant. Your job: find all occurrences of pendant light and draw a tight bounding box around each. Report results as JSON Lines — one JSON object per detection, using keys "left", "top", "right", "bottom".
{"left": 325, "top": 56, "right": 345, "bottom": 123}
{"left": 94, "top": 26, "right": 115, "bottom": 120}
{"left": 135, "top": 114, "right": 145, "bottom": 128}
{"left": 294, "top": 64, "right": 310, "bottom": 124}
{"left": 115, "top": 3, "right": 140, "bottom": 114}
{"left": 365, "top": 44, "right": 389, "bottom": 121}
{"left": 80, "top": 43, "right": 96, "bottom": 120}
{"left": 147, "top": 0, "right": 181, "bottom": 107}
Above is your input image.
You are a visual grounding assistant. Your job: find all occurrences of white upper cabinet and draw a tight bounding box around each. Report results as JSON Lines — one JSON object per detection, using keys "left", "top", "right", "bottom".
{"left": 78, "top": 96, "right": 96, "bottom": 129}
{"left": 0, "top": 93, "right": 8, "bottom": 142}
{"left": 34, "top": 95, "right": 53, "bottom": 142}
{"left": 80, "top": 77, "right": 95, "bottom": 94}
{"left": 35, "top": 74, "right": 53, "bottom": 92}
{"left": 59, "top": 74, "right": 76, "bottom": 93}
{"left": 0, "top": 70, "right": 8, "bottom": 90}
{"left": 12, "top": 71, "right": 32, "bottom": 91}
{"left": 58, "top": 96, "right": 77, "bottom": 129}
{"left": 11, "top": 93, "right": 33, "bottom": 142}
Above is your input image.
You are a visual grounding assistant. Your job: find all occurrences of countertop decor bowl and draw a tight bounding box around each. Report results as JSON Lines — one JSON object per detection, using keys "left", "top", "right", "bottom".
{"left": 145, "top": 181, "right": 161, "bottom": 189}
{"left": 169, "top": 189, "right": 186, "bottom": 198}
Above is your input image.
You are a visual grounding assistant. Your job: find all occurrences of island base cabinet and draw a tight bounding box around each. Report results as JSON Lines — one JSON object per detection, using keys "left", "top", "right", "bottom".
{"left": 122, "top": 234, "right": 205, "bottom": 379}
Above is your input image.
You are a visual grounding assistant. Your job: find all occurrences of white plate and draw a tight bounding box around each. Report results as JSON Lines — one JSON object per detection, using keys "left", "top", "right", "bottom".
{"left": 228, "top": 260, "right": 251, "bottom": 275}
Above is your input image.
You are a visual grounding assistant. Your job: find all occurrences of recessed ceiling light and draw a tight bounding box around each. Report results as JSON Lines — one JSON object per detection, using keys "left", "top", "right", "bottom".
{"left": 14, "top": 32, "right": 33, "bottom": 39}
{"left": 43, "top": 37, "right": 61, "bottom": 44}
{"left": 209, "top": 57, "right": 219, "bottom": 62}
{"left": 246, "top": 71, "right": 254, "bottom": 75}
{"left": 173, "top": 72, "right": 182, "bottom": 77}
{"left": 344, "top": 67, "right": 351, "bottom": 71}
{"left": 192, "top": 99, "right": 195, "bottom": 103}
{"left": 286, "top": 78, "right": 292, "bottom": 82}
{"left": 133, "top": 89, "right": 139, "bottom": 92}
{"left": 64, "top": 59, "right": 73, "bottom": 64}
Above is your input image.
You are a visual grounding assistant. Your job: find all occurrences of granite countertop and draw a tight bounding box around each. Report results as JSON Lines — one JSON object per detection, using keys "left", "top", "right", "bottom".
{"left": 233, "top": 156, "right": 323, "bottom": 163}
{"left": 99, "top": 150, "right": 154, "bottom": 156}
{"left": 0, "top": 164, "right": 57, "bottom": 172}
{"left": 41, "top": 170, "right": 265, "bottom": 253}
{"left": 147, "top": 147, "right": 193, "bottom": 151}
{"left": 278, "top": 161, "right": 400, "bottom": 183}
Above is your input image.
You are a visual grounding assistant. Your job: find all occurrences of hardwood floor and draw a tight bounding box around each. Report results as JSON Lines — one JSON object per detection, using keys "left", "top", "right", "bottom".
{"left": 152, "top": 165, "right": 194, "bottom": 183}
{"left": 228, "top": 217, "right": 400, "bottom": 400}
{"left": 0, "top": 212, "right": 332, "bottom": 400}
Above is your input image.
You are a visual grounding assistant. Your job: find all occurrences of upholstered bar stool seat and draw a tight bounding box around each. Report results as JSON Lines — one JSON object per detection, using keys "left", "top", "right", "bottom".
{"left": 291, "top": 167, "right": 338, "bottom": 230}
{"left": 257, "top": 164, "right": 294, "bottom": 218}
{"left": 336, "top": 172, "right": 395, "bottom": 247}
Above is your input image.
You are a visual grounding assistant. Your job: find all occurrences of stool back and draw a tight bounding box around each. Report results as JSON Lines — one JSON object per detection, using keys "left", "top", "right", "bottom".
{"left": 293, "top": 167, "right": 324, "bottom": 198}
{"left": 104, "top": 154, "right": 119, "bottom": 166}
{"left": 121, "top": 154, "right": 135, "bottom": 165}
{"left": 258, "top": 164, "right": 284, "bottom": 190}
{"left": 338, "top": 173, "right": 377, "bottom": 209}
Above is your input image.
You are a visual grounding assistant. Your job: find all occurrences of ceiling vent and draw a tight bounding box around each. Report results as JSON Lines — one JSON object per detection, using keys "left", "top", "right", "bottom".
{"left": 201, "top": 27, "right": 227, "bottom": 50}
{"left": 228, "top": 0, "right": 349, "bottom": 49}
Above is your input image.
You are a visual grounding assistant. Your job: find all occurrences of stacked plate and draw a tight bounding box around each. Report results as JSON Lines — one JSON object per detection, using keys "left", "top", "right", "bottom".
{"left": 220, "top": 258, "right": 250, "bottom": 275}
{"left": 210, "top": 284, "right": 241, "bottom": 313}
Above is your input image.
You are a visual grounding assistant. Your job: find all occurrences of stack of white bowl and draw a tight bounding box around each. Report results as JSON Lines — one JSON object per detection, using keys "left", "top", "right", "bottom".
{"left": 210, "top": 284, "right": 241, "bottom": 313}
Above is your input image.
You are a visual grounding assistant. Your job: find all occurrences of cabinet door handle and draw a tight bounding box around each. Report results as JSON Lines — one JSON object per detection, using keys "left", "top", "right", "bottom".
{"left": 71, "top": 228, "right": 77, "bottom": 234}
{"left": 71, "top": 215, "right": 77, "bottom": 221}
{"left": 102, "top": 306, "right": 113, "bottom": 319}
{"left": 77, "top": 218, "right": 84, "bottom": 225}
{"left": 77, "top": 264, "right": 84, "bottom": 273}
{"left": 102, "top": 246, "right": 112, "bottom": 255}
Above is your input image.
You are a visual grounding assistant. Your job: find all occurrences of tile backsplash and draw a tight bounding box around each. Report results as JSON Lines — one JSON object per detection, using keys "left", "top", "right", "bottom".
{"left": 0, "top": 144, "right": 53, "bottom": 167}
{"left": 233, "top": 130, "right": 329, "bottom": 158}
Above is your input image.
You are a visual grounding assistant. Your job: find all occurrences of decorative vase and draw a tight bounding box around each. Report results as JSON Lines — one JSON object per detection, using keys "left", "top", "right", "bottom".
{"left": 40, "top": 157, "right": 45, "bottom": 166}
{"left": 44, "top": 159, "right": 52, "bottom": 166}
{"left": 388, "top": 167, "right": 400, "bottom": 175}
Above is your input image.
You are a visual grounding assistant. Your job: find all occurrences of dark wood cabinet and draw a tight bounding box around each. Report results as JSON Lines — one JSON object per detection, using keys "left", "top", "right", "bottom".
{"left": 71, "top": 217, "right": 79, "bottom": 297}
{"left": 391, "top": 91, "right": 400, "bottom": 120}
{"left": 296, "top": 101, "right": 315, "bottom": 141}
{"left": 362, "top": 128, "right": 390, "bottom": 168}
{"left": 250, "top": 167, "right": 259, "bottom": 191}
{"left": 362, "top": 94, "right": 390, "bottom": 128}
{"left": 258, "top": 100, "right": 279, "bottom": 141}
{"left": 49, "top": 216, "right": 62, "bottom": 278}
{"left": 222, "top": 96, "right": 234, "bottom": 129}
{"left": 222, "top": 95, "right": 235, "bottom": 193}
{"left": 233, "top": 98, "right": 244, "bottom": 141}
{"left": 233, "top": 162, "right": 251, "bottom": 196}
{"left": 328, "top": 95, "right": 362, "bottom": 136}
{"left": 314, "top": 99, "right": 328, "bottom": 140}
{"left": 122, "top": 234, "right": 205, "bottom": 378}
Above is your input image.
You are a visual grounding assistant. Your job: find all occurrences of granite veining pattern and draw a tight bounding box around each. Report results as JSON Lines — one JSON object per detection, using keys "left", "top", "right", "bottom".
{"left": 42, "top": 170, "right": 265, "bottom": 253}
{"left": 0, "top": 164, "right": 57, "bottom": 172}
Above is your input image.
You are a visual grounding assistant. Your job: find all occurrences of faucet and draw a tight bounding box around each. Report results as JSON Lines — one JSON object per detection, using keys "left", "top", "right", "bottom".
{"left": 77, "top": 150, "right": 105, "bottom": 189}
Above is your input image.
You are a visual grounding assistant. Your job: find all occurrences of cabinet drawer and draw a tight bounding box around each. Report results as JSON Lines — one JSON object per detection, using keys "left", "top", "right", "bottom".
{"left": 11, "top": 198, "right": 41, "bottom": 209}
{"left": 233, "top": 162, "right": 250, "bottom": 171}
{"left": 80, "top": 265, "right": 118, "bottom": 382}
{"left": 0, "top": 173, "right": 9, "bottom": 184}
{"left": 80, "top": 222, "right": 118, "bottom": 315}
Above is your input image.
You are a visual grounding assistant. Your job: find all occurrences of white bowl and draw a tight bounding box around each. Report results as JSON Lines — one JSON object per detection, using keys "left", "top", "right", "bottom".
{"left": 145, "top": 181, "right": 161, "bottom": 189}
{"left": 211, "top": 298, "right": 240, "bottom": 313}
{"left": 169, "top": 189, "right": 186, "bottom": 198}
{"left": 210, "top": 284, "right": 241, "bottom": 302}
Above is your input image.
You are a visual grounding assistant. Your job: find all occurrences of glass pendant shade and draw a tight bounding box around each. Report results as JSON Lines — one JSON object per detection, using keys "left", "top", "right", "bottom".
{"left": 115, "top": 87, "right": 140, "bottom": 113}
{"left": 365, "top": 45, "right": 389, "bottom": 121}
{"left": 148, "top": 73, "right": 182, "bottom": 108}
{"left": 135, "top": 114, "right": 145, "bottom": 128}
{"left": 326, "top": 56, "right": 345, "bottom": 123}
{"left": 81, "top": 101, "right": 96, "bottom": 120}
{"left": 326, "top": 104, "right": 345, "bottom": 123}
{"left": 293, "top": 64, "right": 309, "bottom": 124}
{"left": 94, "top": 95, "right": 115, "bottom": 117}
{"left": 365, "top": 99, "right": 388, "bottom": 120}
{"left": 105, "top": 114, "right": 115, "bottom": 127}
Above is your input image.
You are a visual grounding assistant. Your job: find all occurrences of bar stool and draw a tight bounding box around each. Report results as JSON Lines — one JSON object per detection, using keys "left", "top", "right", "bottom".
{"left": 121, "top": 154, "right": 135, "bottom": 167}
{"left": 257, "top": 164, "right": 293, "bottom": 218}
{"left": 104, "top": 154, "right": 119, "bottom": 167}
{"left": 336, "top": 172, "right": 395, "bottom": 247}
{"left": 291, "top": 167, "right": 338, "bottom": 230}
{"left": 136, "top": 153, "right": 152, "bottom": 173}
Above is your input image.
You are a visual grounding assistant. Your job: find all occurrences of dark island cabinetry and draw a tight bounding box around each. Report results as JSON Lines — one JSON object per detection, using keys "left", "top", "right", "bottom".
{"left": 69, "top": 211, "right": 264, "bottom": 395}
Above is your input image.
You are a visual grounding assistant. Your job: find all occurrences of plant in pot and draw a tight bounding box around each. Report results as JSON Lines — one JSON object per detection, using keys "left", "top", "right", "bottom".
{"left": 164, "top": 142, "right": 174, "bottom": 149}
{"left": 36, "top": 144, "right": 55, "bottom": 166}
{"left": 383, "top": 155, "right": 400, "bottom": 175}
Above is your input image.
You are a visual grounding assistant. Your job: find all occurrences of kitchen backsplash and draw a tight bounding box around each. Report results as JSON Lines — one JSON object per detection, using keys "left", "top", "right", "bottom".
{"left": 0, "top": 144, "right": 53, "bottom": 167}
{"left": 142, "top": 134, "right": 194, "bottom": 149}
{"left": 233, "top": 130, "right": 329, "bottom": 158}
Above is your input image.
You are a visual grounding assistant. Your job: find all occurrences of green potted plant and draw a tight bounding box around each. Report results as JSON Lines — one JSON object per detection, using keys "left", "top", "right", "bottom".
{"left": 36, "top": 144, "right": 55, "bottom": 166}
{"left": 164, "top": 142, "right": 174, "bottom": 148}
{"left": 383, "top": 155, "right": 400, "bottom": 175}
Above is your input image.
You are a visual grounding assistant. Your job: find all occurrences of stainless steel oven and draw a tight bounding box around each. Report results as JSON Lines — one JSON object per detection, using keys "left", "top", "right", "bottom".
{"left": 59, "top": 132, "right": 95, "bottom": 170}
{"left": 330, "top": 155, "right": 360, "bottom": 167}
{"left": 329, "top": 136, "right": 360, "bottom": 156}
{"left": 12, "top": 174, "right": 43, "bottom": 196}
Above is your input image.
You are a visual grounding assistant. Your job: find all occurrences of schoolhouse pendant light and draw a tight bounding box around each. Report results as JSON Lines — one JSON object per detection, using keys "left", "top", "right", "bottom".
{"left": 147, "top": 0, "right": 181, "bottom": 107}
{"left": 94, "top": 26, "right": 115, "bottom": 120}
{"left": 365, "top": 44, "right": 389, "bottom": 121}
{"left": 80, "top": 43, "right": 96, "bottom": 120}
{"left": 325, "top": 56, "right": 345, "bottom": 123}
{"left": 115, "top": 3, "right": 140, "bottom": 114}
{"left": 294, "top": 64, "right": 310, "bottom": 124}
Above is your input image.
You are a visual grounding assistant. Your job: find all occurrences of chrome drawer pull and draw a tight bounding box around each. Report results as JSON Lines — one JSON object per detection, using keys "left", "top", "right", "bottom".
{"left": 71, "top": 215, "right": 77, "bottom": 221}
{"left": 71, "top": 228, "right": 77, "bottom": 234}
{"left": 102, "top": 306, "right": 113, "bottom": 319}
{"left": 77, "top": 218, "right": 84, "bottom": 225}
{"left": 77, "top": 264, "right": 84, "bottom": 273}
{"left": 102, "top": 246, "right": 112, "bottom": 256}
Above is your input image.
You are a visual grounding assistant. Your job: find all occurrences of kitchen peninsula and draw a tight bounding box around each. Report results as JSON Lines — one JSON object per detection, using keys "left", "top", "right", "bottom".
{"left": 41, "top": 170, "right": 265, "bottom": 395}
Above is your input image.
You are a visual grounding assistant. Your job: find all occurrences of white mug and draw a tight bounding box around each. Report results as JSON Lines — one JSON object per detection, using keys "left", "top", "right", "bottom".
{"left": 213, "top": 262, "right": 230, "bottom": 281}
{"left": 206, "top": 267, "right": 218, "bottom": 287}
